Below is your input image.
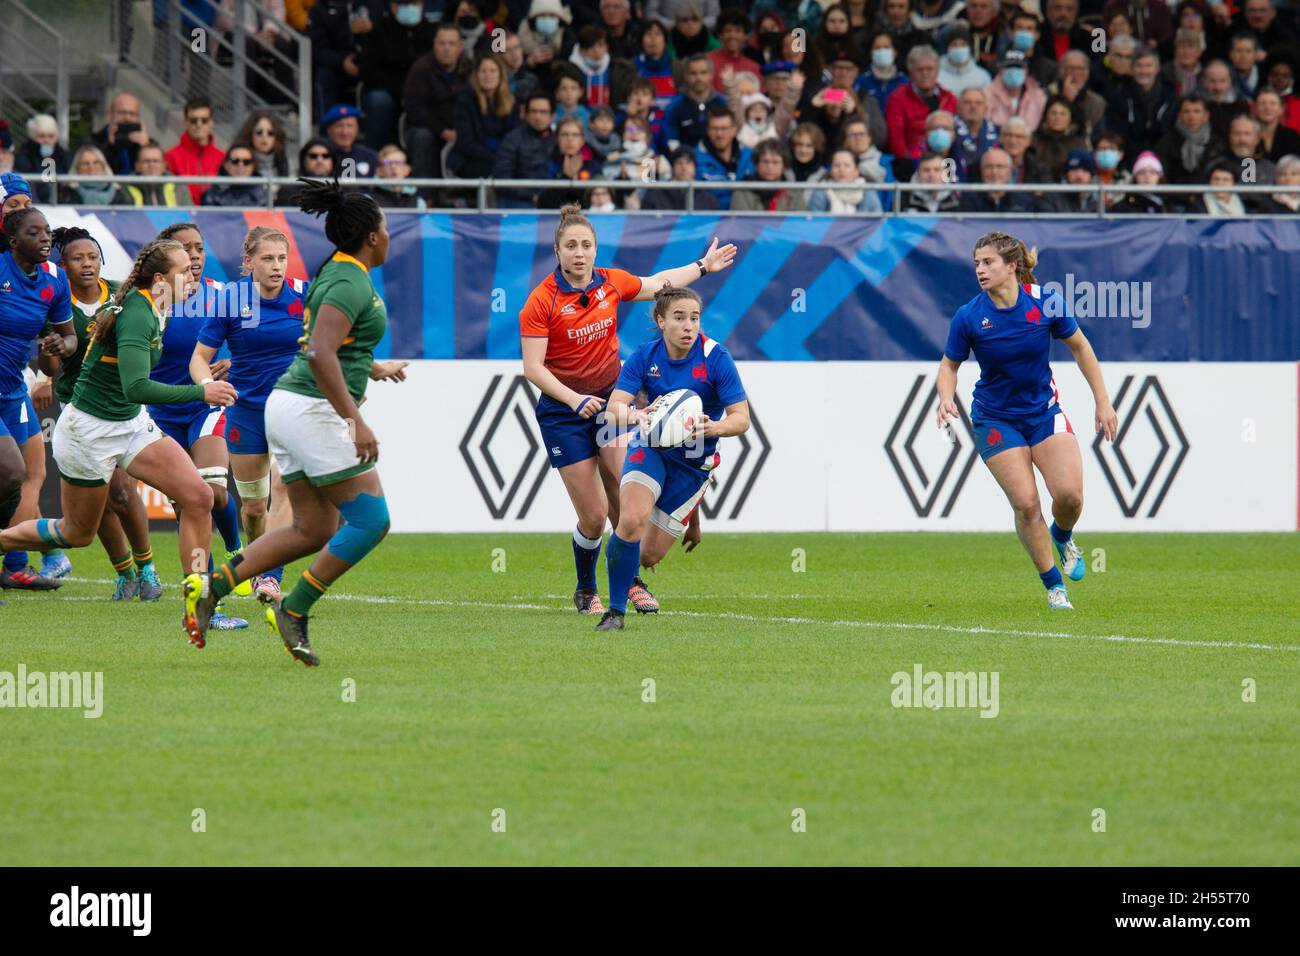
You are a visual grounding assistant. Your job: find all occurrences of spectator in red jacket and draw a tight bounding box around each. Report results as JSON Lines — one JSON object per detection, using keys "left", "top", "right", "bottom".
{"left": 165, "top": 97, "right": 225, "bottom": 203}
{"left": 708, "top": 8, "right": 762, "bottom": 93}
{"left": 885, "top": 45, "right": 957, "bottom": 158}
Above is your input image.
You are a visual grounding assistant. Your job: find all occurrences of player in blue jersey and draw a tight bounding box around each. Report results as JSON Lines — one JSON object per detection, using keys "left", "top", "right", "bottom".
{"left": 936, "top": 232, "right": 1118, "bottom": 610}
{"left": 596, "top": 285, "right": 751, "bottom": 631}
{"left": 147, "top": 222, "right": 249, "bottom": 628}
{"left": 0, "top": 206, "right": 78, "bottom": 595}
{"left": 189, "top": 226, "right": 305, "bottom": 605}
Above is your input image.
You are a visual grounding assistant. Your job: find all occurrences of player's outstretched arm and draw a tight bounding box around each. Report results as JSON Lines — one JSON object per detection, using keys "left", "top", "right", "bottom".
{"left": 1062, "top": 329, "right": 1117, "bottom": 442}
{"left": 634, "top": 236, "right": 738, "bottom": 301}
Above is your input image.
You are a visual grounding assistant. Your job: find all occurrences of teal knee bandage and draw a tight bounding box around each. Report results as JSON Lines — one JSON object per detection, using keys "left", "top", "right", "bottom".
{"left": 36, "top": 518, "right": 68, "bottom": 549}
{"left": 326, "top": 493, "right": 390, "bottom": 565}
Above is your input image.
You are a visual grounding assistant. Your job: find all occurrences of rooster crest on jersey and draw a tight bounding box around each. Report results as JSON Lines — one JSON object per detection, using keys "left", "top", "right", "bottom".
{"left": 641, "top": 388, "right": 703, "bottom": 448}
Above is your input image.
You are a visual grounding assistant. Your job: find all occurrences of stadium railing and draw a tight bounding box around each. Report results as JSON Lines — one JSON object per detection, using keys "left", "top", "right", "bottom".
{"left": 40, "top": 174, "right": 1300, "bottom": 218}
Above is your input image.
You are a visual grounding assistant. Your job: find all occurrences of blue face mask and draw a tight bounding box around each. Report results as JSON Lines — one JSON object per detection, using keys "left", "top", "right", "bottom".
{"left": 39, "top": 143, "right": 55, "bottom": 158}
{"left": 947, "top": 46, "right": 971, "bottom": 66}
{"left": 1013, "top": 30, "right": 1036, "bottom": 52}
{"left": 1003, "top": 67, "right": 1026, "bottom": 89}
{"left": 872, "top": 48, "right": 895, "bottom": 70}
{"left": 535, "top": 15, "right": 560, "bottom": 36}
{"left": 1095, "top": 148, "right": 1121, "bottom": 170}
{"left": 927, "top": 128, "right": 953, "bottom": 151}
{"left": 395, "top": 4, "right": 422, "bottom": 26}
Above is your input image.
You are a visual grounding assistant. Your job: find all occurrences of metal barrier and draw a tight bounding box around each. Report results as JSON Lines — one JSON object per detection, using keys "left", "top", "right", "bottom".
{"left": 37, "top": 174, "right": 1300, "bottom": 218}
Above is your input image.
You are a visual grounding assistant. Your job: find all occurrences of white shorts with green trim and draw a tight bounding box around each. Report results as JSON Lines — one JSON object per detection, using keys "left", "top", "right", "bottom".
{"left": 265, "top": 388, "right": 375, "bottom": 487}
{"left": 53, "top": 404, "right": 163, "bottom": 487}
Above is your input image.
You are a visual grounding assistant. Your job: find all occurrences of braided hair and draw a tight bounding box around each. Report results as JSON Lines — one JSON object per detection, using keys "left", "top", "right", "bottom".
{"left": 95, "top": 238, "right": 185, "bottom": 344}
{"left": 973, "top": 231, "right": 1039, "bottom": 286}
{"left": 51, "top": 225, "right": 104, "bottom": 263}
{"left": 296, "top": 178, "right": 383, "bottom": 274}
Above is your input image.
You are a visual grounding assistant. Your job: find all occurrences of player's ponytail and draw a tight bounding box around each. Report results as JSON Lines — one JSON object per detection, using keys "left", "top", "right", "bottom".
{"left": 553, "top": 202, "right": 595, "bottom": 254}
{"left": 974, "top": 231, "right": 1039, "bottom": 286}
{"left": 97, "top": 238, "right": 184, "bottom": 344}
{"left": 297, "top": 177, "right": 383, "bottom": 274}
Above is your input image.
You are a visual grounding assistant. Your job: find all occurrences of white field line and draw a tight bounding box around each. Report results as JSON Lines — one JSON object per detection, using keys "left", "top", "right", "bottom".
{"left": 46, "top": 578, "right": 1300, "bottom": 653}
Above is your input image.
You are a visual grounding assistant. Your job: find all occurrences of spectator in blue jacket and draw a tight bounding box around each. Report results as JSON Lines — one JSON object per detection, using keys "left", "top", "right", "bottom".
{"left": 694, "top": 104, "right": 755, "bottom": 209}
{"left": 664, "top": 53, "right": 726, "bottom": 149}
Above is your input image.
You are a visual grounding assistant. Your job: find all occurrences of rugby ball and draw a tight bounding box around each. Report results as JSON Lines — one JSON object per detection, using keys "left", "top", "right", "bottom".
{"left": 640, "top": 389, "right": 703, "bottom": 448}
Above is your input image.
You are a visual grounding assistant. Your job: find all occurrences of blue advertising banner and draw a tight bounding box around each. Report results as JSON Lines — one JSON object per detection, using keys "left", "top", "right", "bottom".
{"left": 59, "top": 210, "right": 1300, "bottom": 362}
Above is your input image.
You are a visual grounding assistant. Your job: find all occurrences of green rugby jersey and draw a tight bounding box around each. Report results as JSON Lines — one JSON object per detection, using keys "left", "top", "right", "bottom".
{"left": 276, "top": 252, "right": 387, "bottom": 405}
{"left": 55, "top": 278, "right": 118, "bottom": 406}
{"left": 70, "top": 288, "right": 206, "bottom": 421}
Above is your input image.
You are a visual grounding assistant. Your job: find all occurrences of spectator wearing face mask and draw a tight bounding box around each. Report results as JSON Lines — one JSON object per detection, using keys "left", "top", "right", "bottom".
{"left": 520, "top": 0, "right": 576, "bottom": 71}
{"left": 14, "top": 114, "right": 69, "bottom": 203}
{"left": 357, "top": 1, "right": 437, "bottom": 150}
{"left": 1090, "top": 129, "right": 1133, "bottom": 207}
{"left": 985, "top": 50, "right": 1047, "bottom": 131}
{"left": 893, "top": 109, "right": 956, "bottom": 180}
{"left": 1003, "top": 6, "right": 1057, "bottom": 89}
{"left": 449, "top": 0, "right": 490, "bottom": 51}
{"left": 905, "top": 150, "right": 962, "bottom": 212}
{"left": 938, "top": 23, "right": 992, "bottom": 95}
{"left": 886, "top": 45, "right": 958, "bottom": 158}
{"left": 856, "top": 32, "right": 909, "bottom": 116}
{"left": 736, "top": 91, "right": 779, "bottom": 148}
{"left": 607, "top": 117, "right": 666, "bottom": 182}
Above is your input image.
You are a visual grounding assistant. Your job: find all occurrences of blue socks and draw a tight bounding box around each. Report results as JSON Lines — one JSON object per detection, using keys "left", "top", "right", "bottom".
{"left": 3, "top": 550, "right": 25, "bottom": 572}
{"left": 572, "top": 526, "right": 602, "bottom": 592}
{"left": 606, "top": 532, "right": 640, "bottom": 615}
{"left": 1039, "top": 566, "right": 1064, "bottom": 590}
{"left": 1049, "top": 520, "right": 1072, "bottom": 545}
{"left": 213, "top": 492, "right": 242, "bottom": 552}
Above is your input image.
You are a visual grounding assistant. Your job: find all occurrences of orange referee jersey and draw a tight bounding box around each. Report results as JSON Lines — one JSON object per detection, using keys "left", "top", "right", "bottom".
{"left": 519, "top": 266, "right": 642, "bottom": 396}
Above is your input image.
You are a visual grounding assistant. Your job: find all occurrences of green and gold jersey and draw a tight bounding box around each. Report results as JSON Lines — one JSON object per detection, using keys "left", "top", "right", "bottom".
{"left": 276, "top": 252, "right": 387, "bottom": 405}
{"left": 71, "top": 288, "right": 206, "bottom": 421}
{"left": 56, "top": 278, "right": 118, "bottom": 405}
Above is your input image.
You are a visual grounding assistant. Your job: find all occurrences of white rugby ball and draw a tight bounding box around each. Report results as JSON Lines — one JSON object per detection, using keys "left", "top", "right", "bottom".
{"left": 640, "top": 389, "right": 703, "bottom": 448}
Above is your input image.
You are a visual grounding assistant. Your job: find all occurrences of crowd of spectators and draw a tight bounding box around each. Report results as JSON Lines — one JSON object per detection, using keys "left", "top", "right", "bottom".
{"left": 3, "top": 0, "right": 1300, "bottom": 213}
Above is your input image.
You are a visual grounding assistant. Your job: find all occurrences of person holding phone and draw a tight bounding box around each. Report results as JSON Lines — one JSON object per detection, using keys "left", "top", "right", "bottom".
{"left": 91, "top": 93, "right": 152, "bottom": 175}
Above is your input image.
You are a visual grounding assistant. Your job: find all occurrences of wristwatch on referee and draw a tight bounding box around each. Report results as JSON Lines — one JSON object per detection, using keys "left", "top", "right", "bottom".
{"left": 696, "top": 259, "right": 707, "bottom": 277}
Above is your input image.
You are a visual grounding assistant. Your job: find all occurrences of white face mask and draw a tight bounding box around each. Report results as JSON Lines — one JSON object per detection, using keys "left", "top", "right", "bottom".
{"left": 622, "top": 140, "right": 648, "bottom": 159}
{"left": 591, "top": 201, "right": 616, "bottom": 213}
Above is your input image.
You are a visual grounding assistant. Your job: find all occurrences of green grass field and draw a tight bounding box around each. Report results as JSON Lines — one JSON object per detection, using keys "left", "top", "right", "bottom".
{"left": 1, "top": 531, "right": 1296, "bottom": 866}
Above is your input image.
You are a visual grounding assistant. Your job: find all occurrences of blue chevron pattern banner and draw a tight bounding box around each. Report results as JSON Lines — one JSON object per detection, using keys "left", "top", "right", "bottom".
{"left": 52, "top": 210, "right": 1300, "bottom": 362}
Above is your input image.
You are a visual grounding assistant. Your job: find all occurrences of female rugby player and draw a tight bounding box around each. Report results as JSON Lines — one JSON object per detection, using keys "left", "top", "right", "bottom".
{"left": 597, "top": 286, "right": 751, "bottom": 631}
{"left": 190, "top": 225, "right": 306, "bottom": 604}
{"left": 193, "top": 180, "right": 408, "bottom": 666}
{"left": 520, "top": 204, "right": 736, "bottom": 616}
{"left": 936, "top": 232, "right": 1118, "bottom": 610}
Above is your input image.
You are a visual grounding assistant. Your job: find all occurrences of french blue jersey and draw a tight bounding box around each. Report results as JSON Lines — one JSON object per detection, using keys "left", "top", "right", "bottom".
{"left": 943, "top": 282, "right": 1079, "bottom": 420}
{"left": 150, "top": 276, "right": 224, "bottom": 425}
{"left": 197, "top": 276, "right": 307, "bottom": 409}
{"left": 0, "top": 253, "right": 71, "bottom": 400}
{"left": 616, "top": 333, "right": 747, "bottom": 465}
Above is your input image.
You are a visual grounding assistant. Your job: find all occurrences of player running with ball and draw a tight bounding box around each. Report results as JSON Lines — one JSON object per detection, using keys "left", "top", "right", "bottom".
{"left": 596, "top": 286, "right": 750, "bottom": 632}
{"left": 189, "top": 180, "right": 408, "bottom": 666}
{"left": 936, "top": 232, "right": 1118, "bottom": 610}
{"left": 520, "top": 204, "right": 736, "bottom": 617}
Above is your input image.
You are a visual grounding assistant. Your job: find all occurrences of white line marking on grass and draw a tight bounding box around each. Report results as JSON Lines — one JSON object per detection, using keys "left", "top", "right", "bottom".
{"left": 49, "top": 583, "right": 1298, "bottom": 653}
